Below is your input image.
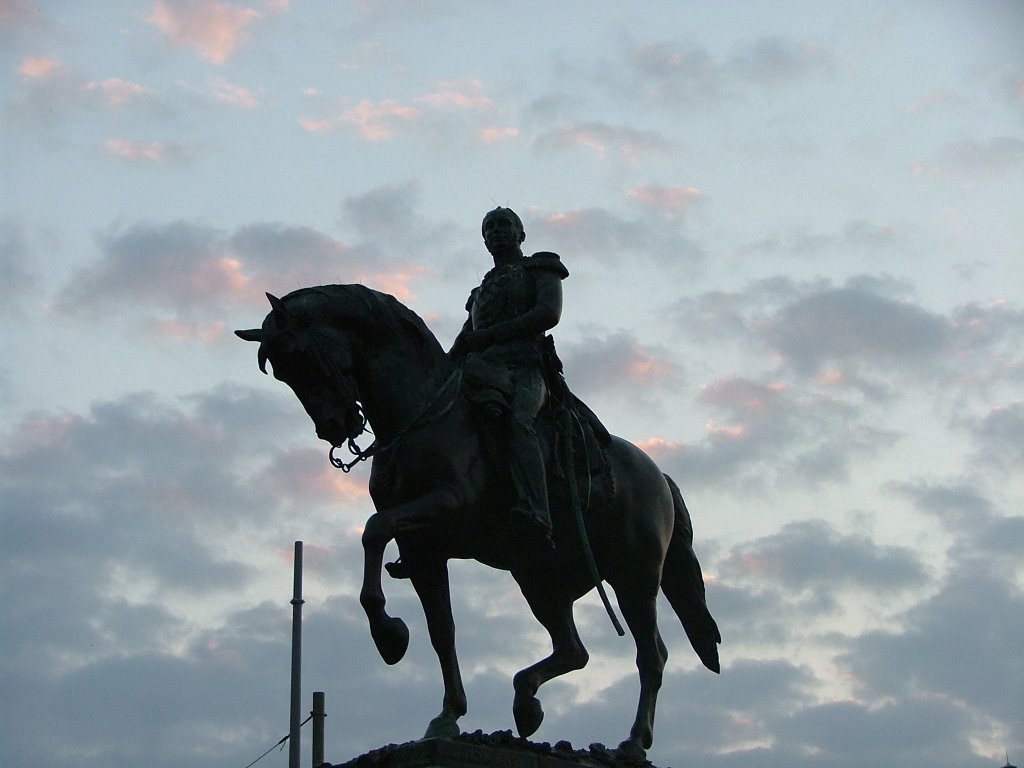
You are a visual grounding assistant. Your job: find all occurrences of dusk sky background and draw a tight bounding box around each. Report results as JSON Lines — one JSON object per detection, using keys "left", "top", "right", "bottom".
{"left": 2, "top": 2, "right": 1022, "bottom": 767}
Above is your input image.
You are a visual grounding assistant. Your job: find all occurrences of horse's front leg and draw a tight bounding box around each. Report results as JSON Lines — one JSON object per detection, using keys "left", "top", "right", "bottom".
{"left": 408, "top": 557, "right": 467, "bottom": 738}
{"left": 359, "top": 488, "right": 456, "bottom": 665}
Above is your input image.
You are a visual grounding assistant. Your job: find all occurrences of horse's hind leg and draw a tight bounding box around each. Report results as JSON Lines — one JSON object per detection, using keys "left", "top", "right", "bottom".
{"left": 615, "top": 591, "right": 668, "bottom": 761}
{"left": 408, "top": 558, "right": 467, "bottom": 739}
{"left": 512, "top": 580, "right": 589, "bottom": 738}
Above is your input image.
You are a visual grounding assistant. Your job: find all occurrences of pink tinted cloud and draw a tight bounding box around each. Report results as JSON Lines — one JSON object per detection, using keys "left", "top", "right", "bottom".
{"left": 104, "top": 138, "right": 187, "bottom": 162}
{"left": 83, "top": 78, "right": 154, "bottom": 105}
{"left": 628, "top": 184, "right": 702, "bottom": 216}
{"left": 417, "top": 79, "right": 492, "bottom": 109}
{"left": 209, "top": 78, "right": 259, "bottom": 107}
{"left": 360, "top": 268, "right": 427, "bottom": 302}
{"left": 151, "top": 319, "right": 227, "bottom": 342}
{"left": 341, "top": 99, "right": 422, "bottom": 141}
{"left": 148, "top": 0, "right": 261, "bottom": 64}
{"left": 479, "top": 126, "right": 519, "bottom": 144}
{"left": 18, "top": 56, "right": 61, "bottom": 78}
{"left": 260, "top": 447, "right": 369, "bottom": 505}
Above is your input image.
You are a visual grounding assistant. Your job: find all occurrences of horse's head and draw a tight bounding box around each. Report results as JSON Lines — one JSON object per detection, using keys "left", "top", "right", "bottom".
{"left": 236, "top": 291, "right": 366, "bottom": 449}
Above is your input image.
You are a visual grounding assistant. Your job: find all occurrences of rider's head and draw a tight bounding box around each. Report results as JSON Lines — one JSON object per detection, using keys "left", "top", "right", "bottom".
{"left": 481, "top": 207, "right": 525, "bottom": 256}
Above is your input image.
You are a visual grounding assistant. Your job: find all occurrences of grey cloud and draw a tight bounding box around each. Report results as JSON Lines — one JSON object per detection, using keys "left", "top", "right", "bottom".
{"left": 55, "top": 217, "right": 417, "bottom": 321}
{"left": 720, "top": 519, "right": 927, "bottom": 593}
{"left": 0, "top": 218, "right": 37, "bottom": 312}
{"left": 968, "top": 401, "right": 1024, "bottom": 471}
{"left": 728, "top": 36, "right": 835, "bottom": 87}
{"left": 583, "top": 35, "right": 834, "bottom": 108}
{"left": 841, "top": 567, "right": 1024, "bottom": 742}
{"left": 57, "top": 220, "right": 228, "bottom": 313}
{"left": 673, "top": 276, "right": 1022, "bottom": 398}
{"left": 736, "top": 219, "right": 907, "bottom": 259}
{"left": 560, "top": 330, "right": 680, "bottom": 400}
{"left": 531, "top": 206, "right": 703, "bottom": 271}
{"left": 771, "top": 697, "right": 978, "bottom": 768}
{"left": 762, "top": 283, "right": 951, "bottom": 377}
{"left": 648, "top": 374, "right": 900, "bottom": 489}
{"left": 938, "top": 135, "right": 1024, "bottom": 177}
{"left": 341, "top": 180, "right": 458, "bottom": 261}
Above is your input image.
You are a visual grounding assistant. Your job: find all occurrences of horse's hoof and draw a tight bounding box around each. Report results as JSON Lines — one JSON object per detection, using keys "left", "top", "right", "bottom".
{"left": 423, "top": 713, "right": 461, "bottom": 739}
{"left": 615, "top": 739, "right": 647, "bottom": 764}
{"left": 513, "top": 693, "right": 544, "bottom": 738}
{"left": 370, "top": 616, "right": 409, "bottom": 665}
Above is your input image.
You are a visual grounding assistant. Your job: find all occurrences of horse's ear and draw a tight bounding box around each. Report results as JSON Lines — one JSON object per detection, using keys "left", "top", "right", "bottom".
{"left": 235, "top": 329, "right": 262, "bottom": 342}
{"left": 267, "top": 292, "right": 289, "bottom": 325}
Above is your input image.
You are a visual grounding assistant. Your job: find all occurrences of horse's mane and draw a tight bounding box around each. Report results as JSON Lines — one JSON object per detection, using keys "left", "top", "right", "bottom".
{"left": 283, "top": 283, "right": 443, "bottom": 354}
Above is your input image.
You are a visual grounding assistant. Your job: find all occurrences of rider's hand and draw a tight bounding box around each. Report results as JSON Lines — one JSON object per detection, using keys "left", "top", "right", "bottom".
{"left": 464, "top": 328, "right": 497, "bottom": 352}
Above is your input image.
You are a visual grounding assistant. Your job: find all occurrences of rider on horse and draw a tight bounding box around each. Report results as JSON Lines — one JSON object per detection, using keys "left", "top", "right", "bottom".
{"left": 449, "top": 207, "right": 567, "bottom": 550}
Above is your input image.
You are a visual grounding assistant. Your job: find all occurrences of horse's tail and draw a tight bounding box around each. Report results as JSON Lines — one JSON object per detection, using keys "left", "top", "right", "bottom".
{"left": 660, "top": 473, "right": 721, "bottom": 673}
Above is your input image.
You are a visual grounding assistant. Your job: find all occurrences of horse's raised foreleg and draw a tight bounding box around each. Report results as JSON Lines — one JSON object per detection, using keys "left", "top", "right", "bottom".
{"left": 512, "top": 578, "right": 589, "bottom": 739}
{"left": 359, "top": 488, "right": 456, "bottom": 665}
{"left": 408, "top": 558, "right": 467, "bottom": 739}
{"left": 615, "top": 592, "right": 668, "bottom": 762}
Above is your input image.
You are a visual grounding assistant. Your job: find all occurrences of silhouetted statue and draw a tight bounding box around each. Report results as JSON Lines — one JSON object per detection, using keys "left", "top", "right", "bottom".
{"left": 236, "top": 211, "right": 720, "bottom": 762}
{"left": 449, "top": 207, "right": 568, "bottom": 550}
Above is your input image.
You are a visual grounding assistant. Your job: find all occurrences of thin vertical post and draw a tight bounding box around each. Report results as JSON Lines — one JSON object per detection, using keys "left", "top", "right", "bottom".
{"left": 312, "top": 691, "right": 325, "bottom": 768}
{"left": 289, "top": 541, "right": 304, "bottom": 768}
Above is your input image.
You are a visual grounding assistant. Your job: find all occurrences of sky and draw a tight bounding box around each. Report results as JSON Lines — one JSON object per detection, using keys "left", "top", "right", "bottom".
{"left": 1, "top": 1, "right": 1022, "bottom": 767}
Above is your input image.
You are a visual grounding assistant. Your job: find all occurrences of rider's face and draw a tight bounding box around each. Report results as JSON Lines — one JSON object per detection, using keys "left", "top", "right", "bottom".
{"left": 482, "top": 214, "right": 522, "bottom": 255}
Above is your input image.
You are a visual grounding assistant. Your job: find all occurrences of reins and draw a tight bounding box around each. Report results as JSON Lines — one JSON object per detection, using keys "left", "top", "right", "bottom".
{"left": 329, "top": 367, "right": 462, "bottom": 473}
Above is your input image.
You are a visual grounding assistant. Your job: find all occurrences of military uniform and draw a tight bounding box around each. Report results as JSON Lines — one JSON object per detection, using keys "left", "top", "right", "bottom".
{"left": 452, "top": 251, "right": 568, "bottom": 539}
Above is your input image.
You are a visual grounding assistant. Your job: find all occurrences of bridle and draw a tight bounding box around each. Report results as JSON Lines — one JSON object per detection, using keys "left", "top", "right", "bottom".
{"left": 298, "top": 321, "right": 461, "bottom": 474}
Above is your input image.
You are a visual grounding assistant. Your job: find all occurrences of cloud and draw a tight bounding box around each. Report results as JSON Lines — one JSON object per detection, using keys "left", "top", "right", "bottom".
{"left": 719, "top": 519, "right": 926, "bottom": 594}
{"left": 532, "top": 206, "right": 703, "bottom": 270}
{"left": 54, "top": 216, "right": 425, "bottom": 328}
{"left": 760, "top": 279, "right": 951, "bottom": 377}
{"left": 417, "top": 79, "right": 493, "bottom": 109}
{"left": 478, "top": 126, "right": 519, "bottom": 144}
{"left": 148, "top": 0, "right": 262, "bottom": 64}
{"left": 968, "top": 400, "right": 1024, "bottom": 472}
{"left": 638, "top": 373, "right": 899, "bottom": 489}
{"left": 209, "top": 77, "right": 260, "bottom": 107}
{"left": 728, "top": 36, "right": 834, "bottom": 88}
{"left": 672, "top": 276, "right": 1021, "bottom": 397}
{"left": 340, "top": 180, "right": 457, "bottom": 266}
{"left": 561, "top": 331, "right": 679, "bottom": 399}
{"left": 5, "top": 59, "right": 161, "bottom": 140}
{"left": 735, "top": 219, "right": 907, "bottom": 259}
{"left": 82, "top": 77, "right": 155, "bottom": 105}
{"left": 0, "top": 218, "right": 38, "bottom": 313}
{"left": 341, "top": 98, "right": 423, "bottom": 141}
{"left": 627, "top": 184, "right": 702, "bottom": 217}
{"left": 301, "top": 98, "right": 425, "bottom": 139}
{"left": 17, "top": 55, "right": 61, "bottom": 78}
{"left": 841, "top": 566, "right": 1023, "bottom": 746}
{"left": 580, "top": 35, "right": 835, "bottom": 109}
{"left": 104, "top": 137, "right": 192, "bottom": 163}
{"left": 913, "top": 136, "right": 1024, "bottom": 179}
{"left": 533, "top": 121, "right": 674, "bottom": 160}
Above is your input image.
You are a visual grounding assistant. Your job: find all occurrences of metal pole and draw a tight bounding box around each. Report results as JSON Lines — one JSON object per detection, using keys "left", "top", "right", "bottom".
{"left": 289, "top": 541, "right": 304, "bottom": 768}
{"left": 312, "top": 691, "right": 325, "bottom": 768}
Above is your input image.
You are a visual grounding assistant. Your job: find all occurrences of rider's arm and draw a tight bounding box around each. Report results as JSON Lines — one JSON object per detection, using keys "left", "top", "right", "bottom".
{"left": 489, "top": 269, "right": 562, "bottom": 343}
{"left": 447, "top": 290, "right": 478, "bottom": 361}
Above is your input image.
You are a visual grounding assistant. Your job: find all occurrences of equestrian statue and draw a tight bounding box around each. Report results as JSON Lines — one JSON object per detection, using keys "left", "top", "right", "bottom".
{"left": 235, "top": 207, "right": 720, "bottom": 761}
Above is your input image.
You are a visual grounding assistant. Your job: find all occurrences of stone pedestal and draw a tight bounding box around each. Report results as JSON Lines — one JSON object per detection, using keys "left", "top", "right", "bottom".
{"left": 325, "top": 731, "right": 653, "bottom": 768}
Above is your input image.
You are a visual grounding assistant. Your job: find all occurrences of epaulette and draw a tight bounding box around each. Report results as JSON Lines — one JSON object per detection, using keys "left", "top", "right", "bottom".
{"left": 524, "top": 251, "right": 569, "bottom": 279}
{"left": 465, "top": 286, "right": 480, "bottom": 311}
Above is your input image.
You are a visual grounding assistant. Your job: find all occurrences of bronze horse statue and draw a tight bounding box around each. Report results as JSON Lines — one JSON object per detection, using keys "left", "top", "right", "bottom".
{"left": 236, "top": 284, "right": 720, "bottom": 760}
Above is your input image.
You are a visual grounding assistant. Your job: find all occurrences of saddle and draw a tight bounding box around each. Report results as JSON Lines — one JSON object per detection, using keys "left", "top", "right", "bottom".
{"left": 384, "top": 339, "right": 613, "bottom": 580}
